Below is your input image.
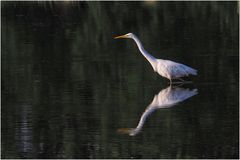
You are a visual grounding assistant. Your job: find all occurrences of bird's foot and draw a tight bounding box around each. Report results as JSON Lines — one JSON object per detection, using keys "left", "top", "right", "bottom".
{"left": 169, "top": 79, "right": 193, "bottom": 87}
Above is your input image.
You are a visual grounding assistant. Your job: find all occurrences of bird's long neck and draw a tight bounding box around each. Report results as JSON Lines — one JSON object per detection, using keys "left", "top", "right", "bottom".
{"left": 135, "top": 106, "right": 157, "bottom": 132}
{"left": 132, "top": 36, "right": 156, "bottom": 70}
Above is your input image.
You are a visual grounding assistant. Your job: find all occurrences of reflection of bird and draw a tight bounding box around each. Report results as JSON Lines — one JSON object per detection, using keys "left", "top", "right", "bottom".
{"left": 118, "top": 85, "right": 198, "bottom": 136}
{"left": 114, "top": 33, "right": 197, "bottom": 84}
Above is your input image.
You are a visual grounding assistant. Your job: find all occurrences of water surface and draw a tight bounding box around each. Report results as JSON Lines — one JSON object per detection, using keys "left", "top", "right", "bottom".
{"left": 1, "top": 1, "right": 239, "bottom": 159}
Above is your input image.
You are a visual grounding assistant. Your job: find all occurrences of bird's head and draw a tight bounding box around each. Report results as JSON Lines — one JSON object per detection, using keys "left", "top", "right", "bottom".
{"left": 117, "top": 128, "right": 138, "bottom": 136}
{"left": 114, "top": 33, "right": 135, "bottom": 39}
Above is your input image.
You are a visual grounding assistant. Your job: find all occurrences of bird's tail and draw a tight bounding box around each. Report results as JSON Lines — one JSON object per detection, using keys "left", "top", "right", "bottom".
{"left": 189, "top": 68, "right": 197, "bottom": 75}
{"left": 185, "top": 65, "right": 197, "bottom": 76}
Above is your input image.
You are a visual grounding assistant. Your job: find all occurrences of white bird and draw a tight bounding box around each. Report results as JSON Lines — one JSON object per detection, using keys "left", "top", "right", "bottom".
{"left": 114, "top": 33, "right": 197, "bottom": 84}
{"left": 118, "top": 85, "right": 198, "bottom": 136}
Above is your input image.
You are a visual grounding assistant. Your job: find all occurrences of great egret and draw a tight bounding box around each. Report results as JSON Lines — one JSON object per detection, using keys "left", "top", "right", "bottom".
{"left": 114, "top": 33, "right": 197, "bottom": 84}
{"left": 118, "top": 85, "right": 198, "bottom": 136}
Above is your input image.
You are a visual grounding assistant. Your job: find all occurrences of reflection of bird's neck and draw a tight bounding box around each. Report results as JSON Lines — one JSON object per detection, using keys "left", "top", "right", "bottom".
{"left": 132, "top": 36, "right": 157, "bottom": 71}
{"left": 133, "top": 106, "right": 157, "bottom": 134}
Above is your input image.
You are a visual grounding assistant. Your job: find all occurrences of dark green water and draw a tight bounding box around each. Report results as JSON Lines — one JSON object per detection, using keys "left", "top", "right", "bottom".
{"left": 1, "top": 1, "right": 239, "bottom": 159}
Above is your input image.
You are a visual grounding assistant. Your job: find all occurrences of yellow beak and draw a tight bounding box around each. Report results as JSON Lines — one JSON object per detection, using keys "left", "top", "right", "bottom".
{"left": 117, "top": 128, "right": 132, "bottom": 134}
{"left": 114, "top": 34, "right": 128, "bottom": 39}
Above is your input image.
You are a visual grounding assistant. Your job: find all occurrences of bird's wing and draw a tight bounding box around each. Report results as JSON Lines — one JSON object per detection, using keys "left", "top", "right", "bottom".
{"left": 149, "top": 86, "right": 198, "bottom": 109}
{"left": 164, "top": 60, "right": 197, "bottom": 78}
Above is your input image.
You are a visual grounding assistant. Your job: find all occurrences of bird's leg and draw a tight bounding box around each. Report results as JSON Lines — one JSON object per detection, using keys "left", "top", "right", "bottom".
{"left": 171, "top": 79, "right": 183, "bottom": 84}
{"left": 177, "top": 78, "right": 185, "bottom": 82}
{"left": 177, "top": 78, "right": 193, "bottom": 84}
{"left": 170, "top": 79, "right": 183, "bottom": 85}
{"left": 173, "top": 82, "right": 184, "bottom": 88}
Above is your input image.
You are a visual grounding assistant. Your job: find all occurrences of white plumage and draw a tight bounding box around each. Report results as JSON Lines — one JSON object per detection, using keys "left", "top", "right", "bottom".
{"left": 115, "top": 33, "right": 197, "bottom": 83}
{"left": 118, "top": 85, "right": 198, "bottom": 136}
